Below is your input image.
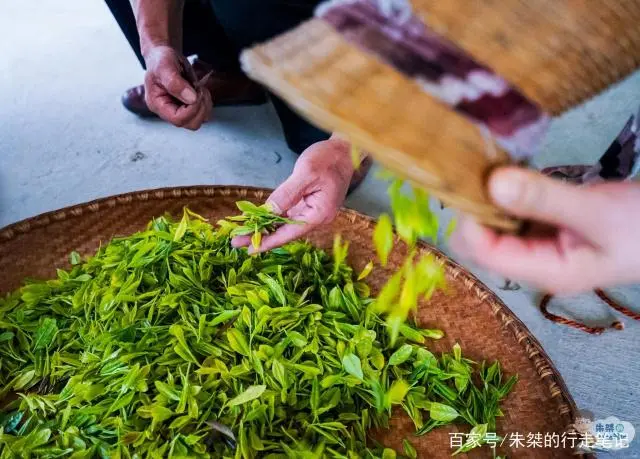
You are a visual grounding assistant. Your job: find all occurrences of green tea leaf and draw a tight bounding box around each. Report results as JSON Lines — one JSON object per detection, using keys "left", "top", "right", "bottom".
{"left": 155, "top": 381, "right": 180, "bottom": 401}
{"left": 236, "top": 201, "right": 261, "bottom": 213}
{"left": 33, "top": 318, "right": 58, "bottom": 350}
{"left": 387, "top": 380, "right": 410, "bottom": 405}
{"left": 69, "top": 251, "right": 81, "bottom": 265}
{"left": 429, "top": 402, "right": 459, "bottom": 422}
{"left": 227, "top": 328, "right": 251, "bottom": 356}
{"left": 169, "top": 415, "right": 193, "bottom": 430}
{"left": 310, "top": 378, "right": 320, "bottom": 418}
{"left": 420, "top": 328, "right": 444, "bottom": 340}
{"left": 370, "top": 347, "right": 385, "bottom": 370}
{"left": 453, "top": 343, "right": 462, "bottom": 361}
{"left": 332, "top": 234, "right": 350, "bottom": 276}
{"left": 25, "top": 428, "right": 51, "bottom": 448}
{"left": 388, "top": 344, "right": 413, "bottom": 366}
{"left": 399, "top": 325, "right": 425, "bottom": 344}
{"left": 375, "top": 271, "right": 402, "bottom": 313}
{"left": 228, "top": 385, "right": 267, "bottom": 407}
{"left": 0, "top": 331, "right": 14, "bottom": 343}
{"left": 13, "top": 370, "right": 36, "bottom": 390}
{"left": 499, "top": 375, "right": 518, "bottom": 399}
{"left": 210, "top": 310, "right": 241, "bottom": 327}
{"left": 252, "top": 229, "right": 262, "bottom": 250}
{"left": 357, "top": 261, "right": 374, "bottom": 281}
{"left": 173, "top": 211, "right": 189, "bottom": 241}
{"left": 342, "top": 353, "right": 363, "bottom": 380}
{"left": 138, "top": 404, "right": 173, "bottom": 424}
{"left": 258, "top": 273, "right": 287, "bottom": 306}
{"left": 386, "top": 314, "right": 404, "bottom": 346}
{"left": 272, "top": 359, "right": 287, "bottom": 389}
{"left": 403, "top": 439, "right": 417, "bottom": 459}
{"left": 453, "top": 423, "right": 488, "bottom": 455}
{"left": 373, "top": 214, "right": 393, "bottom": 266}
{"left": 286, "top": 331, "right": 307, "bottom": 348}
{"left": 291, "top": 363, "right": 322, "bottom": 378}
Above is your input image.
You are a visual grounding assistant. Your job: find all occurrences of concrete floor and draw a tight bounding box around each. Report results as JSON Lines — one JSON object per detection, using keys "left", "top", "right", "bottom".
{"left": 1, "top": 0, "right": 639, "bottom": 456}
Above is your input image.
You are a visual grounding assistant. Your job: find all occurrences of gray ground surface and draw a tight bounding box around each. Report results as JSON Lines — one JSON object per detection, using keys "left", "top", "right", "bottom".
{"left": 1, "top": 1, "right": 639, "bottom": 456}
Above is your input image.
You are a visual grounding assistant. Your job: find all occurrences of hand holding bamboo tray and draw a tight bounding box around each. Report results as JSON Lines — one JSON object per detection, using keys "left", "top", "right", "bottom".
{"left": 240, "top": 0, "right": 640, "bottom": 231}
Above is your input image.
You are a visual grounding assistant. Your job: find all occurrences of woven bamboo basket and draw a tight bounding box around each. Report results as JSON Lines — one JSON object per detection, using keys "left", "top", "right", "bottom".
{"left": 0, "top": 187, "right": 590, "bottom": 458}
{"left": 412, "top": 0, "right": 640, "bottom": 115}
{"left": 241, "top": 0, "right": 640, "bottom": 231}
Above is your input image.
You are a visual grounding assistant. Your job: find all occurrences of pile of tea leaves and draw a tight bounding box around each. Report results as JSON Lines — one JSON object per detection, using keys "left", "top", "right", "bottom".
{"left": 0, "top": 208, "right": 515, "bottom": 458}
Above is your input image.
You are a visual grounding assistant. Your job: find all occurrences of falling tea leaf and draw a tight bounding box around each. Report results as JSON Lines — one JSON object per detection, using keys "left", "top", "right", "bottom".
{"left": 373, "top": 214, "right": 393, "bottom": 266}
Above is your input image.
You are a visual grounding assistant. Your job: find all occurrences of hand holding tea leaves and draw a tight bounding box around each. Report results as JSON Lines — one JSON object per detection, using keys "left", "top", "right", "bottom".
{"left": 451, "top": 167, "right": 640, "bottom": 293}
{"left": 233, "top": 137, "right": 354, "bottom": 253}
{"left": 227, "top": 200, "right": 300, "bottom": 250}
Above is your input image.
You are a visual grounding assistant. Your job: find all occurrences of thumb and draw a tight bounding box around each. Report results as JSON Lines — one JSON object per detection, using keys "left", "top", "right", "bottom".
{"left": 267, "top": 173, "right": 311, "bottom": 215}
{"left": 488, "top": 167, "right": 607, "bottom": 237}
{"left": 159, "top": 69, "right": 198, "bottom": 105}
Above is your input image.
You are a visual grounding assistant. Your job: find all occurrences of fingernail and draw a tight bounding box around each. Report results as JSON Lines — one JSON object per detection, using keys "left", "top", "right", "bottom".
{"left": 181, "top": 87, "right": 197, "bottom": 104}
{"left": 265, "top": 200, "right": 282, "bottom": 215}
{"left": 489, "top": 171, "right": 523, "bottom": 207}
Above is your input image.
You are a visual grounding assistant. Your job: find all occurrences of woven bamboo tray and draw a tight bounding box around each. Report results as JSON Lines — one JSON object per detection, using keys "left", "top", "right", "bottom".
{"left": 0, "top": 186, "right": 588, "bottom": 458}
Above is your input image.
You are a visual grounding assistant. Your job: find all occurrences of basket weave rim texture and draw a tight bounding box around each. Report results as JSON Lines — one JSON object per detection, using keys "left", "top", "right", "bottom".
{"left": 0, "top": 185, "right": 587, "bottom": 457}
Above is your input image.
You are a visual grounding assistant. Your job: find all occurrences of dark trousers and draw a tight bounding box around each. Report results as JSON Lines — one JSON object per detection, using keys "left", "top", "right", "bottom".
{"left": 104, "top": 0, "right": 329, "bottom": 154}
